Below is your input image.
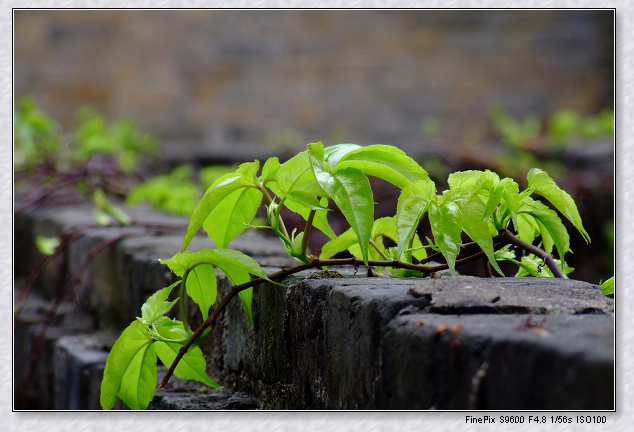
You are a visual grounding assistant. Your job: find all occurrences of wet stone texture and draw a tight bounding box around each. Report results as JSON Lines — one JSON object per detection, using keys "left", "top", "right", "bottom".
{"left": 224, "top": 275, "right": 614, "bottom": 410}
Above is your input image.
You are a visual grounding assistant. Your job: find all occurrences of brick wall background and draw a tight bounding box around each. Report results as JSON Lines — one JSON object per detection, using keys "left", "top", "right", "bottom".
{"left": 14, "top": 9, "right": 613, "bottom": 159}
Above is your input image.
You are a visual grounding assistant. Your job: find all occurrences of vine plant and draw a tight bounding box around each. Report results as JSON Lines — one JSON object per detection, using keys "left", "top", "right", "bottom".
{"left": 100, "top": 141, "right": 597, "bottom": 410}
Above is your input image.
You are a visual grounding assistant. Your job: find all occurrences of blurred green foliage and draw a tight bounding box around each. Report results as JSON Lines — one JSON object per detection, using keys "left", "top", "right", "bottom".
{"left": 14, "top": 97, "right": 62, "bottom": 169}
{"left": 125, "top": 165, "right": 201, "bottom": 216}
{"left": 14, "top": 97, "right": 158, "bottom": 173}
{"left": 74, "top": 107, "right": 158, "bottom": 172}
{"left": 547, "top": 108, "right": 614, "bottom": 147}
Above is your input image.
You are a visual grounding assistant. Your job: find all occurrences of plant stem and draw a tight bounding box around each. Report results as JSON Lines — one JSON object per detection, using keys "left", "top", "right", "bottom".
{"left": 259, "top": 185, "right": 290, "bottom": 240}
{"left": 301, "top": 208, "right": 316, "bottom": 257}
{"left": 498, "top": 228, "right": 565, "bottom": 278}
{"left": 369, "top": 239, "right": 390, "bottom": 260}
{"left": 180, "top": 270, "right": 191, "bottom": 334}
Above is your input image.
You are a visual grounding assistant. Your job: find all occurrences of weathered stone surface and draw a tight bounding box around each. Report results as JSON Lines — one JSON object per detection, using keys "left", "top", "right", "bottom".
{"left": 54, "top": 333, "right": 111, "bottom": 410}
{"left": 409, "top": 275, "right": 614, "bottom": 315}
{"left": 223, "top": 276, "right": 614, "bottom": 410}
{"left": 380, "top": 313, "right": 614, "bottom": 410}
{"left": 149, "top": 392, "right": 260, "bottom": 410}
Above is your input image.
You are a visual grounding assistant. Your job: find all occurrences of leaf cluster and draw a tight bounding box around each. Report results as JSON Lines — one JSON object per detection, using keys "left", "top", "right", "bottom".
{"left": 101, "top": 142, "right": 598, "bottom": 410}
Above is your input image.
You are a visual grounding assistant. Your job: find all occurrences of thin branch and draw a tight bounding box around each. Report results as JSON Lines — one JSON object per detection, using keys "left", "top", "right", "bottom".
{"left": 498, "top": 228, "right": 565, "bottom": 278}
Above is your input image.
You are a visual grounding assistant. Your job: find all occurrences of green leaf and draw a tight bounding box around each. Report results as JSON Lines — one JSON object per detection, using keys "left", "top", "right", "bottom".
{"left": 519, "top": 197, "right": 570, "bottom": 259}
{"left": 447, "top": 170, "right": 486, "bottom": 191}
{"left": 154, "top": 342, "right": 221, "bottom": 389}
{"left": 396, "top": 179, "right": 436, "bottom": 259}
{"left": 182, "top": 175, "right": 253, "bottom": 251}
{"left": 186, "top": 264, "right": 217, "bottom": 320}
{"left": 162, "top": 249, "right": 270, "bottom": 283}
{"left": 428, "top": 200, "right": 463, "bottom": 276}
{"left": 323, "top": 143, "right": 362, "bottom": 169}
{"left": 238, "top": 288, "right": 254, "bottom": 327}
{"left": 499, "top": 177, "right": 520, "bottom": 228}
{"left": 494, "top": 244, "right": 516, "bottom": 261}
{"left": 139, "top": 280, "right": 180, "bottom": 325}
{"left": 481, "top": 183, "right": 504, "bottom": 223}
{"left": 260, "top": 156, "right": 281, "bottom": 184}
{"left": 287, "top": 190, "right": 330, "bottom": 211}
{"left": 459, "top": 195, "right": 504, "bottom": 275}
{"left": 235, "top": 160, "right": 261, "bottom": 184}
{"left": 273, "top": 151, "right": 315, "bottom": 197}
{"left": 330, "top": 168, "right": 374, "bottom": 264}
{"left": 161, "top": 249, "right": 276, "bottom": 326}
{"left": 526, "top": 168, "right": 590, "bottom": 243}
{"left": 308, "top": 141, "right": 336, "bottom": 195}
{"left": 335, "top": 144, "right": 430, "bottom": 188}
{"left": 203, "top": 186, "right": 263, "bottom": 248}
{"left": 370, "top": 216, "right": 426, "bottom": 263}
{"left": 100, "top": 320, "right": 156, "bottom": 410}
{"left": 517, "top": 212, "right": 539, "bottom": 246}
{"left": 600, "top": 276, "right": 614, "bottom": 296}
{"left": 153, "top": 316, "right": 190, "bottom": 341}
{"left": 93, "top": 210, "right": 113, "bottom": 226}
{"left": 270, "top": 184, "right": 335, "bottom": 239}
{"left": 35, "top": 235, "right": 60, "bottom": 255}
{"left": 320, "top": 227, "right": 359, "bottom": 259}
{"left": 93, "top": 188, "right": 131, "bottom": 226}
{"left": 117, "top": 341, "right": 157, "bottom": 410}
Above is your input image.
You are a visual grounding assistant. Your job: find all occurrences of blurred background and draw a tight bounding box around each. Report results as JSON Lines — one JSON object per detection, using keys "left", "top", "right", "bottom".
{"left": 14, "top": 9, "right": 614, "bottom": 283}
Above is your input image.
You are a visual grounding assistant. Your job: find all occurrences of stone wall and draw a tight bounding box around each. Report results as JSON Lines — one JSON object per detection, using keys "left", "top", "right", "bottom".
{"left": 14, "top": 10, "right": 613, "bottom": 159}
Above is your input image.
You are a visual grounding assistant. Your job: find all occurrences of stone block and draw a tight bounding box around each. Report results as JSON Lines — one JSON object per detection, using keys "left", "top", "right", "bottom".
{"left": 380, "top": 313, "right": 613, "bottom": 410}
{"left": 53, "top": 333, "right": 111, "bottom": 410}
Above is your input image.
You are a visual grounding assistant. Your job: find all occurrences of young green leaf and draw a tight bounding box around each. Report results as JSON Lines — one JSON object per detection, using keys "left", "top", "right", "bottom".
{"left": 600, "top": 276, "right": 614, "bottom": 296}
{"left": 35, "top": 235, "right": 60, "bottom": 256}
{"left": 162, "top": 249, "right": 271, "bottom": 282}
{"left": 458, "top": 195, "right": 504, "bottom": 275}
{"left": 93, "top": 188, "right": 131, "bottom": 226}
{"left": 499, "top": 177, "right": 520, "bottom": 228}
{"left": 447, "top": 170, "right": 486, "bottom": 192}
{"left": 153, "top": 316, "right": 190, "bottom": 341}
{"left": 308, "top": 141, "right": 336, "bottom": 195}
{"left": 526, "top": 168, "right": 590, "bottom": 243}
{"left": 100, "top": 320, "right": 156, "bottom": 410}
{"left": 186, "top": 264, "right": 217, "bottom": 320}
{"left": 396, "top": 178, "right": 436, "bottom": 259}
{"left": 371, "top": 216, "right": 427, "bottom": 262}
{"left": 116, "top": 341, "right": 157, "bottom": 410}
{"left": 259, "top": 157, "right": 280, "bottom": 185}
{"left": 273, "top": 151, "right": 314, "bottom": 197}
{"left": 161, "top": 248, "right": 277, "bottom": 326}
{"left": 481, "top": 183, "right": 505, "bottom": 224}
{"left": 519, "top": 197, "right": 571, "bottom": 259}
{"left": 319, "top": 227, "right": 359, "bottom": 259}
{"left": 335, "top": 144, "right": 430, "bottom": 188}
{"left": 182, "top": 175, "right": 254, "bottom": 251}
{"left": 154, "top": 342, "right": 221, "bottom": 389}
{"left": 235, "top": 160, "right": 261, "bottom": 185}
{"left": 428, "top": 200, "right": 463, "bottom": 276}
{"left": 280, "top": 195, "right": 336, "bottom": 239}
{"left": 330, "top": 167, "right": 374, "bottom": 264}
{"left": 139, "top": 280, "right": 181, "bottom": 325}
{"left": 202, "top": 186, "right": 263, "bottom": 248}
